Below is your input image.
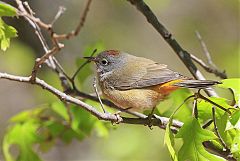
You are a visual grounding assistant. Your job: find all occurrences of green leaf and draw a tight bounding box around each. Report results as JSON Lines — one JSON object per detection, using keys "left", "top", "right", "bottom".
{"left": 94, "top": 121, "right": 109, "bottom": 138}
{"left": 158, "top": 88, "right": 192, "bottom": 121}
{"left": 0, "top": 18, "right": 17, "bottom": 51}
{"left": 215, "top": 112, "right": 229, "bottom": 147}
{"left": 164, "top": 119, "right": 178, "bottom": 161}
{"left": 218, "top": 78, "right": 240, "bottom": 105}
{"left": 10, "top": 106, "right": 46, "bottom": 123}
{"left": 0, "top": 2, "right": 17, "bottom": 17}
{"left": 230, "top": 109, "right": 240, "bottom": 126}
{"left": 230, "top": 129, "right": 240, "bottom": 159}
{"left": 176, "top": 117, "right": 225, "bottom": 161}
{"left": 60, "top": 128, "right": 85, "bottom": 143}
{"left": 51, "top": 101, "right": 69, "bottom": 121}
{"left": 3, "top": 121, "right": 42, "bottom": 161}
{"left": 45, "top": 121, "right": 65, "bottom": 137}
{"left": 71, "top": 105, "right": 97, "bottom": 135}
{"left": 198, "top": 97, "right": 231, "bottom": 124}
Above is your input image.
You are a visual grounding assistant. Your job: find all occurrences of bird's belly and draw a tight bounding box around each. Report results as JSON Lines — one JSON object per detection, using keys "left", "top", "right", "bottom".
{"left": 102, "top": 88, "right": 163, "bottom": 111}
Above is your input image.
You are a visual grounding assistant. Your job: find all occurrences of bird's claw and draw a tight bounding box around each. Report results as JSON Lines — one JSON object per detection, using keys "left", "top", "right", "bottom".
{"left": 111, "top": 111, "right": 123, "bottom": 125}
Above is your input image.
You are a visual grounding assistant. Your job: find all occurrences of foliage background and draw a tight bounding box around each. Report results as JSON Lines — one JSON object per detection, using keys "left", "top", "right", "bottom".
{"left": 0, "top": 0, "right": 239, "bottom": 160}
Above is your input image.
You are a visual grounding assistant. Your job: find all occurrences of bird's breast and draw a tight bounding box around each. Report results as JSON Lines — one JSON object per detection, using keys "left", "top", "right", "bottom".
{"left": 100, "top": 86, "right": 164, "bottom": 111}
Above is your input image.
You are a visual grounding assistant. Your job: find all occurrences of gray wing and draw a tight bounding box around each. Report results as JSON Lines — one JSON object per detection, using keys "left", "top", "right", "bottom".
{"left": 113, "top": 61, "right": 185, "bottom": 90}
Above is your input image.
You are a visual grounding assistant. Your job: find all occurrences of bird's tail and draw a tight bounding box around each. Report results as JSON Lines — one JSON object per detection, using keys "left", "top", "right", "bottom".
{"left": 174, "top": 79, "right": 221, "bottom": 88}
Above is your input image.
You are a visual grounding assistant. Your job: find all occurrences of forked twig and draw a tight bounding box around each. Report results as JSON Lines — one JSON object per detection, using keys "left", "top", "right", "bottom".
{"left": 53, "top": 0, "right": 93, "bottom": 40}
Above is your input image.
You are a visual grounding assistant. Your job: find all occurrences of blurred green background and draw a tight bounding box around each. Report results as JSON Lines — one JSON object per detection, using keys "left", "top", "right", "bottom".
{"left": 0, "top": 0, "right": 239, "bottom": 160}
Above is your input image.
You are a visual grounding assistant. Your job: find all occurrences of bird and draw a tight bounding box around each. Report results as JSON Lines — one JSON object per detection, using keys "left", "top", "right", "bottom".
{"left": 84, "top": 50, "right": 219, "bottom": 113}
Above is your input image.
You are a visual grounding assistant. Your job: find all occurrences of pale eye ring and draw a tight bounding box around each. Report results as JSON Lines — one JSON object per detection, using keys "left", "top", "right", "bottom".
{"left": 101, "top": 58, "right": 108, "bottom": 65}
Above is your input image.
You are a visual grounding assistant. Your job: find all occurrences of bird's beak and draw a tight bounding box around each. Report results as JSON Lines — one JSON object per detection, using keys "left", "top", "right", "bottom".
{"left": 83, "top": 56, "right": 98, "bottom": 62}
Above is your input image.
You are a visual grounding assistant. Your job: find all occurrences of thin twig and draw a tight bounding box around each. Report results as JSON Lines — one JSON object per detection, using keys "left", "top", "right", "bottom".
{"left": 15, "top": 0, "right": 72, "bottom": 91}
{"left": 53, "top": 0, "right": 93, "bottom": 40}
{"left": 197, "top": 92, "right": 230, "bottom": 114}
{"left": 30, "top": 46, "right": 63, "bottom": 82}
{"left": 212, "top": 107, "right": 229, "bottom": 151}
{"left": 192, "top": 97, "right": 198, "bottom": 119}
{"left": 51, "top": 6, "right": 66, "bottom": 25}
{"left": 202, "top": 119, "right": 213, "bottom": 129}
{"left": 93, "top": 77, "right": 106, "bottom": 113}
{"left": 195, "top": 31, "right": 217, "bottom": 69}
{"left": 190, "top": 54, "right": 227, "bottom": 79}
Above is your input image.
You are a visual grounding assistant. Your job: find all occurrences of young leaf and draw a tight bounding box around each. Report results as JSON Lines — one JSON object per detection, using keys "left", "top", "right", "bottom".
{"left": 94, "top": 121, "right": 109, "bottom": 138}
{"left": 51, "top": 101, "right": 69, "bottom": 121}
{"left": 0, "top": 2, "right": 17, "bottom": 17}
{"left": 3, "top": 121, "right": 42, "bottom": 161}
{"left": 158, "top": 88, "right": 192, "bottom": 121}
{"left": 218, "top": 78, "right": 240, "bottom": 105}
{"left": 198, "top": 97, "right": 231, "bottom": 124}
{"left": 230, "top": 129, "right": 240, "bottom": 159}
{"left": 230, "top": 110, "right": 240, "bottom": 126}
{"left": 176, "top": 117, "right": 226, "bottom": 161}
{"left": 0, "top": 18, "right": 17, "bottom": 51}
{"left": 71, "top": 105, "right": 97, "bottom": 135}
{"left": 215, "top": 112, "right": 231, "bottom": 148}
{"left": 164, "top": 120, "right": 178, "bottom": 161}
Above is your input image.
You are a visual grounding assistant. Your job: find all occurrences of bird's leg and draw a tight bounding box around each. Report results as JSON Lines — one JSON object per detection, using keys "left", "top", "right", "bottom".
{"left": 146, "top": 106, "right": 156, "bottom": 129}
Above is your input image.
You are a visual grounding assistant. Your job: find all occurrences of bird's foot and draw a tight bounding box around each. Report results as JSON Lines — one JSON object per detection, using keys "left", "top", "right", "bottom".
{"left": 146, "top": 113, "right": 155, "bottom": 130}
{"left": 111, "top": 111, "right": 122, "bottom": 125}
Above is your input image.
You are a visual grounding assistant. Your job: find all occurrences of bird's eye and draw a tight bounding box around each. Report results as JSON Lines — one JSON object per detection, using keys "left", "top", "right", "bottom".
{"left": 101, "top": 58, "right": 108, "bottom": 65}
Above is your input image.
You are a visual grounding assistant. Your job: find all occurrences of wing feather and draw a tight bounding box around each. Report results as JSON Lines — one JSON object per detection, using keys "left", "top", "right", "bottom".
{"left": 111, "top": 56, "right": 185, "bottom": 90}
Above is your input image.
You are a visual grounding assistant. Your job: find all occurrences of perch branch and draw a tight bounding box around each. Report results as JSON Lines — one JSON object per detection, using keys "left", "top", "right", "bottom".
{"left": 0, "top": 72, "right": 182, "bottom": 132}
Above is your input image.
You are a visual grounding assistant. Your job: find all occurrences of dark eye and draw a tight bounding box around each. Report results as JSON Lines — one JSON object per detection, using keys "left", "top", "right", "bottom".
{"left": 101, "top": 58, "right": 108, "bottom": 65}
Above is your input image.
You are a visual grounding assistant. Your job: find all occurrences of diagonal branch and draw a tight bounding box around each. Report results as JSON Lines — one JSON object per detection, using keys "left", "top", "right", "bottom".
{"left": 127, "top": 0, "right": 218, "bottom": 97}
